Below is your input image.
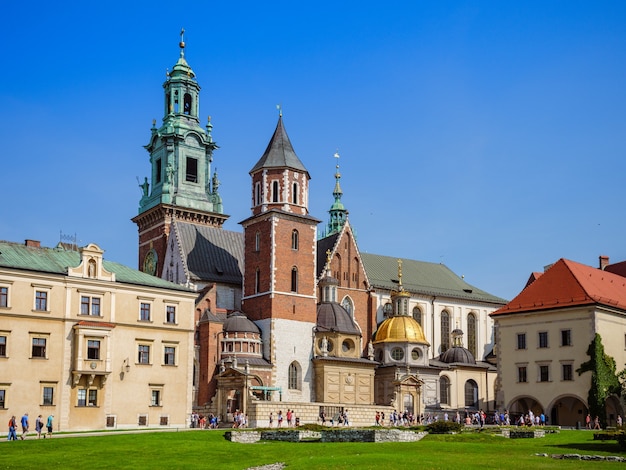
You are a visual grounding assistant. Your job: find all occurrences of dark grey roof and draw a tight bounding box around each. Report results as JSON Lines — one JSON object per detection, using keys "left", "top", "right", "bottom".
{"left": 439, "top": 347, "right": 476, "bottom": 365}
{"left": 175, "top": 222, "right": 243, "bottom": 285}
{"left": 360, "top": 253, "right": 507, "bottom": 305}
{"left": 0, "top": 241, "right": 192, "bottom": 292}
{"left": 249, "top": 116, "right": 308, "bottom": 174}
{"left": 317, "top": 233, "right": 339, "bottom": 279}
{"left": 316, "top": 303, "right": 360, "bottom": 335}
{"left": 223, "top": 312, "right": 260, "bottom": 334}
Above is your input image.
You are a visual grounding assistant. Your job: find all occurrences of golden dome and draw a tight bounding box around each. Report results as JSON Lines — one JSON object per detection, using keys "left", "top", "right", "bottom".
{"left": 374, "top": 316, "right": 429, "bottom": 345}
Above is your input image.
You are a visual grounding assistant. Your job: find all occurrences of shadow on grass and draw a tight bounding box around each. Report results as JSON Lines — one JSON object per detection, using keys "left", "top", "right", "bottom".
{"left": 551, "top": 442, "right": 624, "bottom": 454}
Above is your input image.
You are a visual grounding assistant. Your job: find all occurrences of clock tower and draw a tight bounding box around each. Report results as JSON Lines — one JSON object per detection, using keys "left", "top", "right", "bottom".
{"left": 132, "top": 30, "right": 228, "bottom": 277}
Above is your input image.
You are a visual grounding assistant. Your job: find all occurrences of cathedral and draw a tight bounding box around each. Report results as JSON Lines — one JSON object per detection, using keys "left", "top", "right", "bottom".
{"left": 133, "top": 34, "right": 507, "bottom": 426}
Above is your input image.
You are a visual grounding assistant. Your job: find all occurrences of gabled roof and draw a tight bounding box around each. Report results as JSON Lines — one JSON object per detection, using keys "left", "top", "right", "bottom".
{"left": 0, "top": 240, "right": 192, "bottom": 292}
{"left": 492, "top": 258, "right": 626, "bottom": 316}
{"left": 174, "top": 223, "right": 243, "bottom": 285}
{"left": 605, "top": 260, "right": 626, "bottom": 278}
{"left": 249, "top": 116, "right": 308, "bottom": 175}
{"left": 361, "top": 253, "right": 507, "bottom": 305}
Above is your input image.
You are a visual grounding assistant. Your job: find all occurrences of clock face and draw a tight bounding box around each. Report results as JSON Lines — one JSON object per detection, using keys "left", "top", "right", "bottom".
{"left": 143, "top": 250, "right": 158, "bottom": 276}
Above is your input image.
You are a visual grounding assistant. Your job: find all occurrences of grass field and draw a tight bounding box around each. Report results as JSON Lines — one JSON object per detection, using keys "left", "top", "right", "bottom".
{"left": 0, "top": 429, "right": 623, "bottom": 469}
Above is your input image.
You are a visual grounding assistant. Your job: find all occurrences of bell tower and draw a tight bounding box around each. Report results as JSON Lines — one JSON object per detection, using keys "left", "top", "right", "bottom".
{"left": 132, "top": 30, "right": 228, "bottom": 277}
{"left": 240, "top": 113, "right": 320, "bottom": 401}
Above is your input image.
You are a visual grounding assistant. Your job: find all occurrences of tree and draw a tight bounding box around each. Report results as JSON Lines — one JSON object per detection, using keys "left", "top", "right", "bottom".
{"left": 576, "top": 333, "right": 621, "bottom": 428}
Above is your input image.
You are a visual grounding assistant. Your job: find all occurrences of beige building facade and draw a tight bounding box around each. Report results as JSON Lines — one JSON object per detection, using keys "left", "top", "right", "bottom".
{"left": 492, "top": 258, "right": 626, "bottom": 426}
{"left": 0, "top": 240, "right": 197, "bottom": 432}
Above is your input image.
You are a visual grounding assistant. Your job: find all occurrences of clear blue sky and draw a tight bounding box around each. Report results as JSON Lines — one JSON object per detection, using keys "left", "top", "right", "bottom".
{"left": 2, "top": 1, "right": 625, "bottom": 301}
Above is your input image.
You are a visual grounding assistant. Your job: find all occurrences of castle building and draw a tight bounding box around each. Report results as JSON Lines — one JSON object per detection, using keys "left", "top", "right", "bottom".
{"left": 0, "top": 240, "right": 197, "bottom": 431}
{"left": 491, "top": 257, "right": 626, "bottom": 426}
{"left": 142, "top": 35, "right": 507, "bottom": 425}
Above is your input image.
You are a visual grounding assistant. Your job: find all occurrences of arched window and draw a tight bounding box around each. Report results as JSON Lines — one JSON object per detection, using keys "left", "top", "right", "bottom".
{"left": 292, "top": 182, "right": 299, "bottom": 204}
{"left": 291, "top": 267, "right": 298, "bottom": 292}
{"left": 255, "top": 268, "right": 260, "bottom": 294}
{"left": 288, "top": 361, "right": 300, "bottom": 390}
{"left": 254, "top": 182, "right": 261, "bottom": 206}
{"left": 464, "top": 379, "right": 478, "bottom": 409}
{"left": 183, "top": 93, "right": 192, "bottom": 115}
{"left": 467, "top": 312, "right": 477, "bottom": 357}
{"left": 272, "top": 181, "right": 279, "bottom": 202}
{"left": 292, "top": 230, "right": 299, "bottom": 250}
{"left": 441, "top": 311, "right": 450, "bottom": 353}
{"left": 255, "top": 231, "right": 261, "bottom": 252}
{"left": 341, "top": 296, "right": 353, "bottom": 316}
{"left": 440, "top": 376, "right": 450, "bottom": 405}
{"left": 413, "top": 306, "right": 422, "bottom": 326}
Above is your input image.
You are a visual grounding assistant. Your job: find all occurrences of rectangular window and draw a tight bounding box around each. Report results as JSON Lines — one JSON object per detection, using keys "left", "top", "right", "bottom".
{"left": 35, "top": 291, "right": 48, "bottom": 311}
{"left": 0, "top": 287, "right": 7, "bottom": 308}
{"left": 156, "top": 158, "right": 162, "bottom": 184}
{"left": 517, "top": 333, "right": 526, "bottom": 350}
{"left": 0, "top": 336, "right": 6, "bottom": 357}
{"left": 32, "top": 338, "right": 46, "bottom": 358}
{"left": 77, "top": 389, "right": 86, "bottom": 407}
{"left": 539, "top": 332, "right": 549, "bottom": 348}
{"left": 0, "top": 390, "right": 5, "bottom": 408}
{"left": 80, "top": 296, "right": 101, "bottom": 316}
{"left": 140, "top": 303, "right": 151, "bottom": 321}
{"left": 166, "top": 306, "right": 176, "bottom": 324}
{"left": 43, "top": 387, "right": 54, "bottom": 405}
{"left": 164, "top": 346, "right": 175, "bottom": 365}
{"left": 561, "top": 329, "right": 572, "bottom": 347}
{"left": 185, "top": 157, "right": 198, "bottom": 183}
{"left": 562, "top": 364, "right": 573, "bottom": 381}
{"left": 88, "top": 389, "right": 98, "bottom": 406}
{"left": 87, "top": 340, "right": 100, "bottom": 360}
{"left": 518, "top": 366, "right": 527, "bottom": 383}
{"left": 539, "top": 365, "right": 550, "bottom": 382}
{"left": 138, "top": 345, "right": 150, "bottom": 364}
{"left": 151, "top": 390, "right": 161, "bottom": 406}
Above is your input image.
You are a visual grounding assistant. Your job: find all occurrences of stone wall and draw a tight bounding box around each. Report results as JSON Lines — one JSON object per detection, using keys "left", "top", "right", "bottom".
{"left": 225, "top": 429, "right": 426, "bottom": 443}
{"left": 247, "top": 401, "right": 394, "bottom": 428}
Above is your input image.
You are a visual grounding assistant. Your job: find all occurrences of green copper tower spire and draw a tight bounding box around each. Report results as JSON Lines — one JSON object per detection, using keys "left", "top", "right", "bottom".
{"left": 138, "top": 29, "right": 225, "bottom": 217}
{"left": 325, "top": 151, "right": 348, "bottom": 237}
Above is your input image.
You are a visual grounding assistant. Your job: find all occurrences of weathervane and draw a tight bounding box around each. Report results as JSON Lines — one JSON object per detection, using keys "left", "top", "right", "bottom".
{"left": 179, "top": 28, "right": 185, "bottom": 56}
{"left": 276, "top": 104, "right": 282, "bottom": 117}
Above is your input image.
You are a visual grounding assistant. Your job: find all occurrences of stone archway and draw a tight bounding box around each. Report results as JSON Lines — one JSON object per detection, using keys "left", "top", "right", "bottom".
{"left": 547, "top": 395, "right": 587, "bottom": 427}
{"left": 605, "top": 395, "right": 623, "bottom": 427}
{"left": 507, "top": 396, "right": 543, "bottom": 424}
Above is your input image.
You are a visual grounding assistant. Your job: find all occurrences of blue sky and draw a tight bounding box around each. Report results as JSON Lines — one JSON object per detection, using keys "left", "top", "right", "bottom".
{"left": 2, "top": 1, "right": 625, "bottom": 300}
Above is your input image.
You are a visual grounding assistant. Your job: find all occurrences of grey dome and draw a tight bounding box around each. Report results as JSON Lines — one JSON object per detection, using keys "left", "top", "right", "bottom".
{"left": 223, "top": 311, "right": 260, "bottom": 334}
{"left": 316, "top": 303, "right": 360, "bottom": 335}
{"left": 439, "top": 346, "right": 476, "bottom": 365}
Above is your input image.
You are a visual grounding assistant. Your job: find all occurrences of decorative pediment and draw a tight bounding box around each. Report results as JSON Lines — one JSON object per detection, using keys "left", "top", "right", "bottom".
{"left": 67, "top": 243, "right": 115, "bottom": 281}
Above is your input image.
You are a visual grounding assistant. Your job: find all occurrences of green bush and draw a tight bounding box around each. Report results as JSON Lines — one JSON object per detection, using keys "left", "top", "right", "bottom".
{"left": 426, "top": 421, "right": 463, "bottom": 434}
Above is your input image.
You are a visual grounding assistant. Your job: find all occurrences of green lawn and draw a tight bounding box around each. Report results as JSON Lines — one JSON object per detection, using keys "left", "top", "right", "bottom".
{"left": 0, "top": 429, "right": 623, "bottom": 469}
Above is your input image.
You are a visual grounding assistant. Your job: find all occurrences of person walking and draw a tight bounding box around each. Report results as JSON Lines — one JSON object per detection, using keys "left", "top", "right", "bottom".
{"left": 7, "top": 415, "right": 17, "bottom": 441}
{"left": 20, "top": 413, "right": 29, "bottom": 440}
{"left": 46, "top": 414, "right": 54, "bottom": 438}
{"left": 35, "top": 415, "right": 43, "bottom": 439}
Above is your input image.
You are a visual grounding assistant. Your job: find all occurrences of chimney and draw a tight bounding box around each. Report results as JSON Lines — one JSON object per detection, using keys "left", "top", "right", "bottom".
{"left": 25, "top": 239, "right": 41, "bottom": 248}
{"left": 599, "top": 255, "right": 609, "bottom": 270}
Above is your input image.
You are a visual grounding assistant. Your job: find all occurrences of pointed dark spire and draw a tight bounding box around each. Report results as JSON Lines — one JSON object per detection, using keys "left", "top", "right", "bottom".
{"left": 249, "top": 116, "right": 308, "bottom": 174}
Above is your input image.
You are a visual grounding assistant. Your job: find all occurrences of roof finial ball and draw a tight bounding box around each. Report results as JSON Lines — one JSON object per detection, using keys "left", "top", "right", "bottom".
{"left": 179, "top": 28, "right": 186, "bottom": 56}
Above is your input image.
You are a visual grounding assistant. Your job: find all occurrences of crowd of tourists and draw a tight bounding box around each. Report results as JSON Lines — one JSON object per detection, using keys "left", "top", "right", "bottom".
{"left": 7, "top": 413, "right": 53, "bottom": 441}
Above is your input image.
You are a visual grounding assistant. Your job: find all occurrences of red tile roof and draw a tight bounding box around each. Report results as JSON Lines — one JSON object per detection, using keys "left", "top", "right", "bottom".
{"left": 492, "top": 258, "right": 626, "bottom": 316}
